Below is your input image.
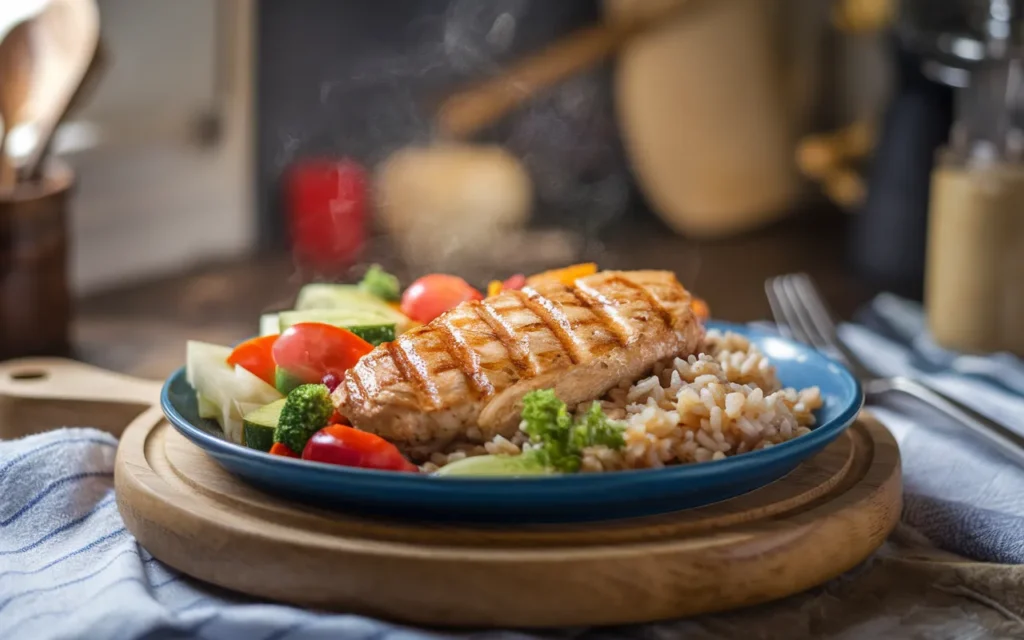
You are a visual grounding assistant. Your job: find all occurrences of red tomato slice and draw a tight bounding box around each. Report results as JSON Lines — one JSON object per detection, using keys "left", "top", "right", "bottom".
{"left": 301, "top": 424, "right": 417, "bottom": 472}
{"left": 272, "top": 322, "right": 373, "bottom": 384}
{"left": 227, "top": 335, "right": 278, "bottom": 386}
{"left": 400, "top": 274, "right": 483, "bottom": 324}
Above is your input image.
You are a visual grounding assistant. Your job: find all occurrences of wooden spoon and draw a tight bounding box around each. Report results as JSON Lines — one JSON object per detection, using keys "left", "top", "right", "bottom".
{"left": 22, "top": 35, "right": 106, "bottom": 183}
{"left": 0, "top": 20, "right": 33, "bottom": 189}
{"left": 434, "top": 0, "right": 690, "bottom": 138}
{"left": 19, "top": 0, "right": 99, "bottom": 181}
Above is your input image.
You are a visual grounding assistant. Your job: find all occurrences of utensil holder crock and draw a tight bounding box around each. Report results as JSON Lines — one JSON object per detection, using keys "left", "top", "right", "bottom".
{"left": 0, "top": 161, "right": 73, "bottom": 360}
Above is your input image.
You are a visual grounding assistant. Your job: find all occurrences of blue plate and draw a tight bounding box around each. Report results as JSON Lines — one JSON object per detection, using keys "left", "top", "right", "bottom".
{"left": 161, "top": 321, "right": 863, "bottom": 523}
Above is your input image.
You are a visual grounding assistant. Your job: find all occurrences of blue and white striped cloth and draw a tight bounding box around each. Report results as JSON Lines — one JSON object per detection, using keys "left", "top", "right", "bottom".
{"left": 2, "top": 294, "right": 1023, "bottom": 639}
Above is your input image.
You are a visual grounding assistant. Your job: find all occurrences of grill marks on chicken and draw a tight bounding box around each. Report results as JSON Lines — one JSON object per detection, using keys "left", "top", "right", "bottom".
{"left": 471, "top": 300, "right": 536, "bottom": 378}
{"left": 435, "top": 315, "right": 494, "bottom": 397}
{"left": 334, "top": 270, "right": 704, "bottom": 455}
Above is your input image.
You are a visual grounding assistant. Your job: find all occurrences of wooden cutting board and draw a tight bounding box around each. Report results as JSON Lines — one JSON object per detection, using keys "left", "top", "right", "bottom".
{"left": 0, "top": 358, "right": 902, "bottom": 628}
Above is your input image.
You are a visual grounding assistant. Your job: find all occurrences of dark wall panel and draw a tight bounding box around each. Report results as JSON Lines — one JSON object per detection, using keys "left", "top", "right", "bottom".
{"left": 255, "top": 0, "right": 629, "bottom": 249}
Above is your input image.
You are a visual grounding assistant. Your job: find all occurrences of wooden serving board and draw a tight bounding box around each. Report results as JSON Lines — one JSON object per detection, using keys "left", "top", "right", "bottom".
{"left": 0, "top": 358, "right": 902, "bottom": 628}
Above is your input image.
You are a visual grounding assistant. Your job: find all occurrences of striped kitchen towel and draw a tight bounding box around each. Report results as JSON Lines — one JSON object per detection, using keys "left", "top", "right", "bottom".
{"left": 0, "top": 428, "right": 520, "bottom": 640}
{"left": 842, "top": 293, "right": 1024, "bottom": 564}
{"left": 1, "top": 293, "right": 1023, "bottom": 639}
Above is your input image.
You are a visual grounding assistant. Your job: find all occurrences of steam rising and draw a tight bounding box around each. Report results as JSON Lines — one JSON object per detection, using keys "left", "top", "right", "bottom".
{"left": 287, "top": 0, "right": 639, "bottom": 282}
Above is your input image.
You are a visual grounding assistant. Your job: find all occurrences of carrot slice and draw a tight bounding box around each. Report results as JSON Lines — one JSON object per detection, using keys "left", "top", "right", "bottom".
{"left": 269, "top": 442, "right": 299, "bottom": 458}
{"left": 227, "top": 335, "right": 278, "bottom": 386}
{"left": 526, "top": 263, "right": 598, "bottom": 287}
{"left": 691, "top": 297, "right": 710, "bottom": 321}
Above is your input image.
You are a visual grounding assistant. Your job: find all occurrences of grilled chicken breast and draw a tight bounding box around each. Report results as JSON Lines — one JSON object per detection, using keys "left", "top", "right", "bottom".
{"left": 333, "top": 270, "right": 704, "bottom": 456}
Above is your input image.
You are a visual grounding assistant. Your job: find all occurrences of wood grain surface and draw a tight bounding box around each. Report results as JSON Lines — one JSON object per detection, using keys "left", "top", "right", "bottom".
{"left": 0, "top": 357, "right": 902, "bottom": 628}
{"left": 0, "top": 357, "right": 158, "bottom": 439}
{"left": 117, "top": 416, "right": 901, "bottom": 627}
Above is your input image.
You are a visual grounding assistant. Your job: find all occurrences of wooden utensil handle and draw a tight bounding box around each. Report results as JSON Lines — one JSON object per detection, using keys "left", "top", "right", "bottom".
{"left": 24, "top": 39, "right": 108, "bottom": 182}
{"left": 435, "top": 2, "right": 685, "bottom": 139}
{"left": 0, "top": 357, "right": 162, "bottom": 406}
{"left": 0, "top": 133, "right": 14, "bottom": 190}
{"left": 436, "top": 24, "right": 632, "bottom": 138}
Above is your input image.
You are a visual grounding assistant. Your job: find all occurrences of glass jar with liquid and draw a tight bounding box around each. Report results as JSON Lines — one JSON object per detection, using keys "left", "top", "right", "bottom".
{"left": 925, "top": 59, "right": 1024, "bottom": 355}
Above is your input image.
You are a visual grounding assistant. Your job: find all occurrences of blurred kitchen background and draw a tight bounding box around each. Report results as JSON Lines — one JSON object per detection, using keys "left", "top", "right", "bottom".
{"left": 2, "top": 0, "right": 1022, "bottom": 374}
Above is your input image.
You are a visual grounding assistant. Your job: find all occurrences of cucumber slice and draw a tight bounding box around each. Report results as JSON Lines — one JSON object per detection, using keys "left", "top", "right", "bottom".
{"left": 278, "top": 309, "right": 396, "bottom": 345}
{"left": 218, "top": 368, "right": 282, "bottom": 444}
{"left": 295, "top": 283, "right": 366, "bottom": 310}
{"left": 278, "top": 308, "right": 392, "bottom": 327}
{"left": 259, "top": 313, "right": 280, "bottom": 337}
{"left": 243, "top": 398, "right": 286, "bottom": 452}
{"left": 275, "top": 367, "right": 304, "bottom": 396}
{"left": 186, "top": 341, "right": 232, "bottom": 388}
{"left": 226, "top": 398, "right": 265, "bottom": 446}
{"left": 295, "top": 284, "right": 413, "bottom": 333}
{"left": 342, "top": 324, "right": 395, "bottom": 346}
{"left": 185, "top": 340, "right": 283, "bottom": 444}
{"left": 435, "top": 454, "right": 552, "bottom": 477}
{"left": 196, "top": 394, "right": 219, "bottom": 419}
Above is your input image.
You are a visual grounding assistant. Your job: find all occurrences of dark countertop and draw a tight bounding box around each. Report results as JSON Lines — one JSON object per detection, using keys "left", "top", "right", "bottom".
{"left": 74, "top": 209, "right": 877, "bottom": 379}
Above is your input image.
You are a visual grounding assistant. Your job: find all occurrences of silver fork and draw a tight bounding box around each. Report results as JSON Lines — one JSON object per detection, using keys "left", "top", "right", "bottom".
{"left": 766, "top": 272, "right": 1024, "bottom": 466}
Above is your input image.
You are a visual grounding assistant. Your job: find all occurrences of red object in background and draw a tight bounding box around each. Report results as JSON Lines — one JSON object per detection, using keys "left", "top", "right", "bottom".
{"left": 286, "top": 158, "right": 368, "bottom": 271}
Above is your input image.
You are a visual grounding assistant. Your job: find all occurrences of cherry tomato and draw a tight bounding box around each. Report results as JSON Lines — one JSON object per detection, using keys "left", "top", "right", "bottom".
{"left": 227, "top": 335, "right": 278, "bottom": 386}
{"left": 400, "top": 274, "right": 483, "bottom": 324}
{"left": 502, "top": 274, "right": 526, "bottom": 290}
{"left": 487, "top": 273, "right": 526, "bottom": 298}
{"left": 269, "top": 442, "right": 299, "bottom": 458}
{"left": 301, "top": 424, "right": 417, "bottom": 472}
{"left": 272, "top": 322, "right": 373, "bottom": 384}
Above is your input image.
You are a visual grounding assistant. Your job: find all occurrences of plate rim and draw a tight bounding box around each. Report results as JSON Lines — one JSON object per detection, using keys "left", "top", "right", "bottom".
{"left": 160, "top": 320, "right": 865, "bottom": 487}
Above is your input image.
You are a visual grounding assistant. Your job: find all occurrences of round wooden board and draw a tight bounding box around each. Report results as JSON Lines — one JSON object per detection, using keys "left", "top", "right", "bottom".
{"left": 114, "top": 411, "right": 902, "bottom": 628}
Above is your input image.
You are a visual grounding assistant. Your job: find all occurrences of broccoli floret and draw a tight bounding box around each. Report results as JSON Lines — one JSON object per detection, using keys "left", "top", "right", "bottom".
{"left": 273, "top": 383, "right": 335, "bottom": 454}
{"left": 574, "top": 400, "right": 627, "bottom": 451}
{"left": 358, "top": 264, "right": 401, "bottom": 302}
{"left": 519, "top": 389, "right": 624, "bottom": 473}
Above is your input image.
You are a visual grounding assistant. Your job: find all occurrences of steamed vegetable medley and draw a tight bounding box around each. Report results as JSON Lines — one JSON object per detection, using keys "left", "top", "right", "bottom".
{"left": 186, "top": 263, "right": 627, "bottom": 475}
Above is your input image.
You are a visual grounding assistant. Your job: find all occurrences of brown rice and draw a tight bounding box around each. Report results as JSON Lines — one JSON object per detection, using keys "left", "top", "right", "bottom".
{"left": 421, "top": 330, "right": 822, "bottom": 473}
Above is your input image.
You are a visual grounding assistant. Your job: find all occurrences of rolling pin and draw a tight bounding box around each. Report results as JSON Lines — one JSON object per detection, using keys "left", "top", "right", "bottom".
{"left": 434, "top": 0, "right": 691, "bottom": 139}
